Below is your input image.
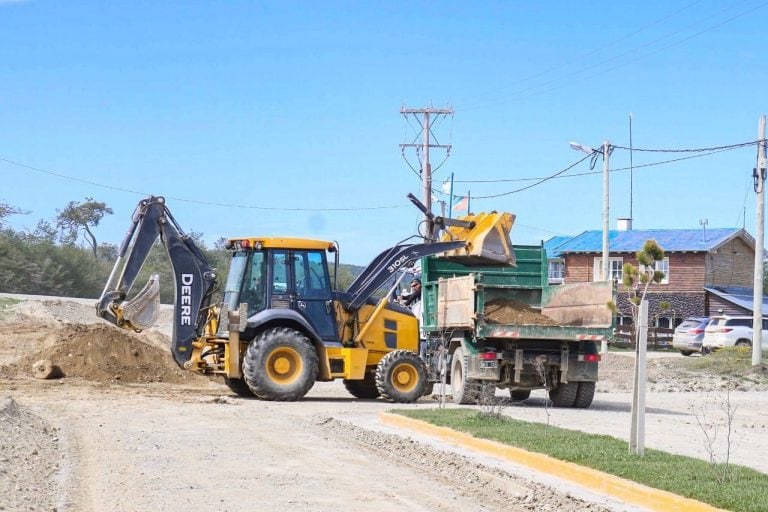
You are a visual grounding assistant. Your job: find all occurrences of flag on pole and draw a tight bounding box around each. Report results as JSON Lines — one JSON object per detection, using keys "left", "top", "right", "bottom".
{"left": 453, "top": 195, "right": 469, "bottom": 212}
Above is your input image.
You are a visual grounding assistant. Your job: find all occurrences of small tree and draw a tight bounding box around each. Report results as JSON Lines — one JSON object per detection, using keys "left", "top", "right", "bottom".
{"left": 56, "top": 197, "right": 113, "bottom": 259}
{"left": 608, "top": 240, "right": 668, "bottom": 342}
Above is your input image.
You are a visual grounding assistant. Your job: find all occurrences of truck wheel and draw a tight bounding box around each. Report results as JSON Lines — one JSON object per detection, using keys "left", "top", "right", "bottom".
{"left": 449, "top": 347, "right": 487, "bottom": 405}
{"left": 375, "top": 350, "right": 428, "bottom": 403}
{"left": 549, "top": 382, "right": 578, "bottom": 407}
{"left": 510, "top": 389, "right": 531, "bottom": 401}
{"left": 679, "top": 350, "right": 694, "bottom": 356}
{"left": 242, "top": 327, "right": 318, "bottom": 401}
{"left": 573, "top": 382, "right": 595, "bottom": 408}
{"left": 735, "top": 340, "right": 752, "bottom": 348}
{"left": 343, "top": 373, "right": 381, "bottom": 399}
{"left": 223, "top": 377, "right": 256, "bottom": 398}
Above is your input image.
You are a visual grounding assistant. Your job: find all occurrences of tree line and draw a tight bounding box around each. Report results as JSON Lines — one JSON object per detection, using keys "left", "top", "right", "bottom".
{"left": 0, "top": 198, "right": 362, "bottom": 303}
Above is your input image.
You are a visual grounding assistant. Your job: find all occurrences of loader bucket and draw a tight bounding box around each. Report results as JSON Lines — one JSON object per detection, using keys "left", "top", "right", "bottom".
{"left": 121, "top": 274, "right": 160, "bottom": 330}
{"left": 439, "top": 212, "right": 516, "bottom": 266}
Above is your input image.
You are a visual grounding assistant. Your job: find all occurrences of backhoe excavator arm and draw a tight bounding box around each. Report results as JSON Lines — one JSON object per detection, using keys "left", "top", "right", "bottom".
{"left": 96, "top": 196, "right": 217, "bottom": 367}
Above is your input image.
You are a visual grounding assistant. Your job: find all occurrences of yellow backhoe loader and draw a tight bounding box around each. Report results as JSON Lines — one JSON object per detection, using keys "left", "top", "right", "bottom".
{"left": 97, "top": 195, "right": 513, "bottom": 402}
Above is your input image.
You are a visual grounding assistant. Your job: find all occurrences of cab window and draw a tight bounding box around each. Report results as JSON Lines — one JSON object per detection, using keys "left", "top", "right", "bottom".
{"left": 294, "top": 251, "right": 330, "bottom": 298}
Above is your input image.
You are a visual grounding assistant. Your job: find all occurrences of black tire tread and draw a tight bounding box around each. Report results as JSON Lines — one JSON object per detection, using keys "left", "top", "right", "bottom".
{"left": 549, "top": 381, "right": 579, "bottom": 407}
{"left": 242, "top": 327, "right": 318, "bottom": 401}
{"left": 343, "top": 373, "right": 381, "bottom": 399}
{"left": 573, "top": 381, "right": 595, "bottom": 408}
{"left": 223, "top": 376, "right": 256, "bottom": 398}
{"left": 375, "top": 350, "right": 428, "bottom": 403}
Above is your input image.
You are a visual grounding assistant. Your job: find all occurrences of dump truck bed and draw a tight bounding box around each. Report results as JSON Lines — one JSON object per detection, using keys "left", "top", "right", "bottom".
{"left": 422, "top": 244, "right": 614, "bottom": 341}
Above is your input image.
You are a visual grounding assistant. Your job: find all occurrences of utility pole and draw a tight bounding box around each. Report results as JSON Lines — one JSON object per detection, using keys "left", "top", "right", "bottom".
{"left": 602, "top": 140, "right": 611, "bottom": 282}
{"left": 753, "top": 115, "right": 766, "bottom": 367}
{"left": 400, "top": 106, "right": 453, "bottom": 239}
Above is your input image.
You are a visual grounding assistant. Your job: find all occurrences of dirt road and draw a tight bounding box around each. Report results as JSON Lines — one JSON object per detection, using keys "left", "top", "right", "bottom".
{"left": 2, "top": 294, "right": 767, "bottom": 511}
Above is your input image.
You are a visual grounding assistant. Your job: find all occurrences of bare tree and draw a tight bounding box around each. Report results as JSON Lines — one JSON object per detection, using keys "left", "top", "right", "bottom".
{"left": 56, "top": 197, "right": 113, "bottom": 259}
{"left": 0, "top": 202, "right": 29, "bottom": 227}
{"left": 691, "top": 385, "right": 737, "bottom": 484}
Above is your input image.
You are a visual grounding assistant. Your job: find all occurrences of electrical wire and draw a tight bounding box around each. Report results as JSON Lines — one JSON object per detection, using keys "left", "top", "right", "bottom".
{"left": 459, "top": 1, "right": 766, "bottom": 112}
{"left": 612, "top": 140, "right": 760, "bottom": 153}
{"left": 471, "top": 153, "right": 593, "bottom": 199}
{"left": 454, "top": 144, "right": 750, "bottom": 184}
{"left": 0, "top": 156, "right": 408, "bottom": 212}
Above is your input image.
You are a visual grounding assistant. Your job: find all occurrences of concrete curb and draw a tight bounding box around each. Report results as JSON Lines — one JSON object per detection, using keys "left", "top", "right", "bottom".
{"left": 379, "top": 412, "right": 726, "bottom": 512}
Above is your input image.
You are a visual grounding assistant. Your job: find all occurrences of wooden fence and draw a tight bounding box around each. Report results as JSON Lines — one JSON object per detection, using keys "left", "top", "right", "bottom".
{"left": 611, "top": 325, "right": 674, "bottom": 350}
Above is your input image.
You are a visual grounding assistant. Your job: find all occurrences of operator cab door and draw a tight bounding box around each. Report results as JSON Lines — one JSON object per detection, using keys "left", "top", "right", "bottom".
{"left": 270, "top": 249, "right": 337, "bottom": 342}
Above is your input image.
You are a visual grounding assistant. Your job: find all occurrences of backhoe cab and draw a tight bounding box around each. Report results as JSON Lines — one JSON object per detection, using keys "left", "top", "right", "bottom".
{"left": 97, "top": 195, "right": 514, "bottom": 402}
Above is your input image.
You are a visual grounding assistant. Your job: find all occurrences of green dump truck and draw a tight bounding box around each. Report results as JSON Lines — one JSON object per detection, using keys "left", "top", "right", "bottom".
{"left": 420, "top": 244, "right": 614, "bottom": 408}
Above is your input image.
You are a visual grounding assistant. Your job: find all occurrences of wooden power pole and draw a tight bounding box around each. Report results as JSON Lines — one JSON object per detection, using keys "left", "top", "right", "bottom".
{"left": 400, "top": 106, "right": 453, "bottom": 239}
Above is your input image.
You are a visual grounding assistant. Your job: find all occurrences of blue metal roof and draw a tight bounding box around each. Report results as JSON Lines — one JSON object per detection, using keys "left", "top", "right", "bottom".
{"left": 542, "top": 235, "right": 575, "bottom": 259}
{"left": 545, "top": 228, "right": 745, "bottom": 256}
{"left": 705, "top": 286, "right": 768, "bottom": 315}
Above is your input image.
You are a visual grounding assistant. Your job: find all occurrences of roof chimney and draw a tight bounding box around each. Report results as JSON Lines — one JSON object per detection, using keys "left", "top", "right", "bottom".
{"left": 617, "top": 218, "right": 632, "bottom": 231}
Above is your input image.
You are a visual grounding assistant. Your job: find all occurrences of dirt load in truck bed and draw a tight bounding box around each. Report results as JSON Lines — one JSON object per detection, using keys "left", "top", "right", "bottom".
{"left": 483, "top": 298, "right": 559, "bottom": 326}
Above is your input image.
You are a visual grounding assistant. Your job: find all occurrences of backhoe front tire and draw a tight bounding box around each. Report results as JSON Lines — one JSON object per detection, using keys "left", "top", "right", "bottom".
{"left": 223, "top": 376, "right": 256, "bottom": 398}
{"left": 243, "top": 327, "right": 318, "bottom": 401}
{"left": 375, "top": 350, "right": 428, "bottom": 403}
{"left": 343, "top": 372, "right": 381, "bottom": 399}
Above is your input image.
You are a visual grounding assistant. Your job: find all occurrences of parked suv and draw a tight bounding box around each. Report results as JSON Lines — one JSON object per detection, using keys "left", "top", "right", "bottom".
{"left": 672, "top": 317, "right": 711, "bottom": 356}
{"left": 702, "top": 315, "right": 768, "bottom": 350}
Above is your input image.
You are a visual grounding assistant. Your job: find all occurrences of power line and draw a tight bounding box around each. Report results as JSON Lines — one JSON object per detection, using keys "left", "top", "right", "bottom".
{"left": 459, "top": 1, "right": 766, "bottom": 112}
{"left": 471, "top": 153, "right": 593, "bottom": 199}
{"left": 0, "top": 156, "right": 407, "bottom": 212}
{"left": 612, "top": 139, "right": 760, "bottom": 153}
{"left": 454, "top": 146, "right": 742, "bottom": 185}
{"left": 456, "top": 0, "right": 704, "bottom": 110}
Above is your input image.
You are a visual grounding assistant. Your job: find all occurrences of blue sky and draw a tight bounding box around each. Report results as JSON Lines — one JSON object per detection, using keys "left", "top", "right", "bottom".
{"left": 1, "top": 0, "right": 766, "bottom": 265}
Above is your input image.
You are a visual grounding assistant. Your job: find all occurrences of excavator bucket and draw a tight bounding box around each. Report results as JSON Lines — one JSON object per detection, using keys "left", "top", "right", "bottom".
{"left": 439, "top": 211, "right": 516, "bottom": 266}
{"left": 121, "top": 274, "right": 161, "bottom": 330}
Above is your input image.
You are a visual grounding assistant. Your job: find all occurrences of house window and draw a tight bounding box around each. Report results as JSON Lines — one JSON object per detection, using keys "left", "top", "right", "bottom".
{"left": 548, "top": 259, "right": 564, "bottom": 284}
{"left": 593, "top": 257, "right": 623, "bottom": 282}
{"left": 640, "top": 257, "right": 669, "bottom": 284}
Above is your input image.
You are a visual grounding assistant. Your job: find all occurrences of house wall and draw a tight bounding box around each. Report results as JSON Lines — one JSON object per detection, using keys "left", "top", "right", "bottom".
{"left": 705, "top": 237, "right": 755, "bottom": 287}
{"left": 705, "top": 292, "right": 751, "bottom": 316}
{"left": 563, "top": 252, "right": 706, "bottom": 292}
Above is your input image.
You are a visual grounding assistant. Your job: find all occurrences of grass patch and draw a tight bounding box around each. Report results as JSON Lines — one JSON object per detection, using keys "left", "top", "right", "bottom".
{"left": 680, "top": 347, "right": 768, "bottom": 380}
{"left": 0, "top": 297, "right": 20, "bottom": 320}
{"left": 395, "top": 408, "right": 768, "bottom": 512}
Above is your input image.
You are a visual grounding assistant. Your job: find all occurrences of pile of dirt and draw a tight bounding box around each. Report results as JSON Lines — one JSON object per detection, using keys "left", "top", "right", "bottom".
{"left": 0, "top": 396, "right": 63, "bottom": 512}
{"left": 5, "top": 324, "right": 208, "bottom": 385}
{"left": 484, "top": 298, "right": 558, "bottom": 326}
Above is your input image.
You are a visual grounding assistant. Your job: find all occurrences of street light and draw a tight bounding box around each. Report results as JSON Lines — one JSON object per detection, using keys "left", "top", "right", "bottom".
{"left": 570, "top": 140, "right": 610, "bottom": 283}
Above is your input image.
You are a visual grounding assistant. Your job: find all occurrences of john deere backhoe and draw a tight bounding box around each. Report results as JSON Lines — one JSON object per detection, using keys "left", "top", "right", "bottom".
{"left": 97, "top": 195, "right": 513, "bottom": 402}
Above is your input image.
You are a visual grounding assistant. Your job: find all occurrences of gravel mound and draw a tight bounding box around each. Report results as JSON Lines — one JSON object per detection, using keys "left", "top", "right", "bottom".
{"left": 0, "top": 396, "right": 62, "bottom": 512}
{"left": 4, "top": 324, "right": 208, "bottom": 385}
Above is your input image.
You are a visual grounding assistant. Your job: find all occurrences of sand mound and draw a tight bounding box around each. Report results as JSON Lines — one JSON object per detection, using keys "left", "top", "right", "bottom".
{"left": 483, "top": 298, "right": 558, "bottom": 326}
{"left": 9, "top": 324, "right": 208, "bottom": 385}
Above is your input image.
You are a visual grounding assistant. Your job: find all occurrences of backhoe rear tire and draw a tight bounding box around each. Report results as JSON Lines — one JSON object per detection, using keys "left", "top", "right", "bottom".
{"left": 343, "top": 372, "right": 380, "bottom": 399}
{"left": 375, "top": 350, "right": 428, "bottom": 403}
{"left": 223, "top": 377, "right": 256, "bottom": 398}
{"left": 243, "top": 327, "right": 318, "bottom": 401}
